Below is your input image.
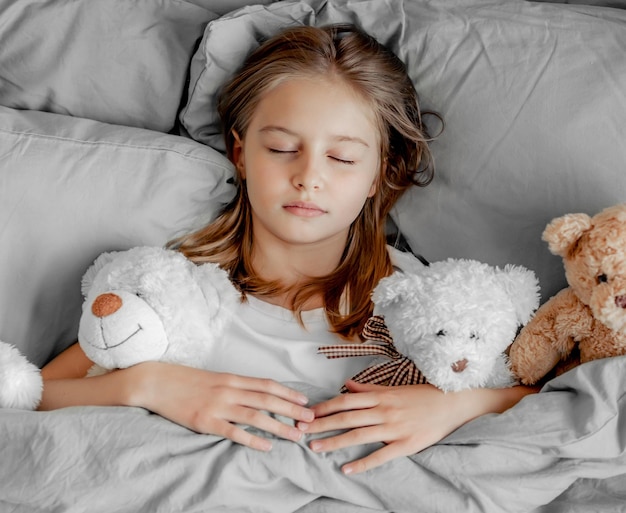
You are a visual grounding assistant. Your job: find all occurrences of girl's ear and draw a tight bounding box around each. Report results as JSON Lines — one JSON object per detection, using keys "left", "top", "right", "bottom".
{"left": 231, "top": 130, "right": 245, "bottom": 178}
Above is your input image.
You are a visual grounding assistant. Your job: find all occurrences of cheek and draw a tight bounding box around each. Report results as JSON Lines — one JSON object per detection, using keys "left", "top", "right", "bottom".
{"left": 366, "top": 158, "right": 383, "bottom": 198}
{"left": 337, "top": 182, "right": 375, "bottom": 219}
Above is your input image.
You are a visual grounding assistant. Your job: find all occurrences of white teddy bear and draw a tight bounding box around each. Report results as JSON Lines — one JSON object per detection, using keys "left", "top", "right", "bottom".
{"left": 0, "top": 341, "right": 43, "bottom": 410}
{"left": 0, "top": 246, "right": 239, "bottom": 409}
{"left": 321, "top": 258, "right": 540, "bottom": 393}
{"left": 79, "top": 246, "right": 240, "bottom": 374}
{"left": 373, "top": 258, "right": 540, "bottom": 392}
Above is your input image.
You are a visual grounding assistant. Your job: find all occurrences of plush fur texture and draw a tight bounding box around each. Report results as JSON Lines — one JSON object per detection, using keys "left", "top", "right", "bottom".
{"left": 0, "top": 341, "right": 42, "bottom": 410}
{"left": 373, "top": 259, "right": 540, "bottom": 392}
{"left": 79, "top": 246, "right": 239, "bottom": 373}
{"left": 509, "top": 204, "right": 626, "bottom": 385}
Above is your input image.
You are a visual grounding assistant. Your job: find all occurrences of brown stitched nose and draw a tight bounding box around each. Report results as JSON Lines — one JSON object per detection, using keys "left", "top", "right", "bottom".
{"left": 91, "top": 293, "right": 123, "bottom": 318}
{"left": 615, "top": 295, "right": 626, "bottom": 309}
{"left": 451, "top": 359, "right": 468, "bottom": 373}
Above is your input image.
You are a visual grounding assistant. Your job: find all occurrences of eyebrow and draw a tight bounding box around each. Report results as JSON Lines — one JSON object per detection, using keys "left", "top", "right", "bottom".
{"left": 259, "top": 126, "right": 370, "bottom": 148}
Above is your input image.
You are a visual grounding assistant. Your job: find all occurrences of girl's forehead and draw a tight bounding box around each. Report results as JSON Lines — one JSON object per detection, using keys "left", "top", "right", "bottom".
{"left": 252, "top": 75, "right": 381, "bottom": 142}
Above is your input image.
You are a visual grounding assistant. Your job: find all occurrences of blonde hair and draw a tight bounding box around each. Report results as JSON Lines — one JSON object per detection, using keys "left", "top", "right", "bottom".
{"left": 172, "top": 24, "right": 435, "bottom": 339}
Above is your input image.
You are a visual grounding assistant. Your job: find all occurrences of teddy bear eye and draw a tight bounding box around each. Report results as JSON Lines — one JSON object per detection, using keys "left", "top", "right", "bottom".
{"left": 469, "top": 332, "right": 479, "bottom": 340}
{"left": 597, "top": 273, "right": 608, "bottom": 284}
{"left": 436, "top": 329, "right": 446, "bottom": 337}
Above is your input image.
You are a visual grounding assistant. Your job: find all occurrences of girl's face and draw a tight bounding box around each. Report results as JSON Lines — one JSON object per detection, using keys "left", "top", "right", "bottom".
{"left": 233, "top": 76, "right": 381, "bottom": 253}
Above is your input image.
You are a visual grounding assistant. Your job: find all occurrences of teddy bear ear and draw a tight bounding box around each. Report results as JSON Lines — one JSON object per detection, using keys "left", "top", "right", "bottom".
{"left": 371, "top": 271, "right": 419, "bottom": 309}
{"left": 497, "top": 265, "right": 541, "bottom": 324}
{"left": 542, "top": 212, "right": 592, "bottom": 257}
{"left": 80, "top": 251, "right": 119, "bottom": 298}
{"left": 192, "top": 263, "right": 240, "bottom": 319}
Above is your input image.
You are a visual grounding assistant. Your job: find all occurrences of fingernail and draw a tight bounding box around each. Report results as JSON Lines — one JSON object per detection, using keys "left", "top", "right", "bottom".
{"left": 289, "top": 428, "right": 303, "bottom": 441}
{"left": 260, "top": 439, "right": 273, "bottom": 451}
{"left": 310, "top": 441, "right": 322, "bottom": 452}
{"left": 302, "top": 410, "right": 314, "bottom": 422}
{"left": 297, "top": 422, "right": 309, "bottom": 432}
{"left": 342, "top": 465, "right": 353, "bottom": 475}
{"left": 296, "top": 394, "right": 309, "bottom": 405}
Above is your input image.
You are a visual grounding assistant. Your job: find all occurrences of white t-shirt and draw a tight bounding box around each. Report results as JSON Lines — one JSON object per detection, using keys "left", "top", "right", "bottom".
{"left": 207, "top": 246, "right": 425, "bottom": 391}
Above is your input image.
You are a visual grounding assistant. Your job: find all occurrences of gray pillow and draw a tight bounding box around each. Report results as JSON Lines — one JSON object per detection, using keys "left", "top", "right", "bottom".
{"left": 0, "top": 107, "right": 235, "bottom": 366}
{"left": 179, "top": 0, "right": 626, "bottom": 301}
{"left": 0, "top": 0, "right": 217, "bottom": 132}
{"left": 184, "top": 0, "right": 277, "bottom": 15}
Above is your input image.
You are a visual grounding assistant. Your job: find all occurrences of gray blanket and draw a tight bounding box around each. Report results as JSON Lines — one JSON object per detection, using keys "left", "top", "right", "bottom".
{"left": 1, "top": 357, "right": 625, "bottom": 512}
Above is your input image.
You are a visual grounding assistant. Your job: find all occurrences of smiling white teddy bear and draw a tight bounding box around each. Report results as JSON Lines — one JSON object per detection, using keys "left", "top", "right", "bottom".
{"left": 79, "top": 246, "right": 239, "bottom": 375}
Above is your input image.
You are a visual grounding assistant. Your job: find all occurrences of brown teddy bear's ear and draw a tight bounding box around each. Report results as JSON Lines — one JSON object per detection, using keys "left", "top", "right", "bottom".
{"left": 542, "top": 212, "right": 592, "bottom": 257}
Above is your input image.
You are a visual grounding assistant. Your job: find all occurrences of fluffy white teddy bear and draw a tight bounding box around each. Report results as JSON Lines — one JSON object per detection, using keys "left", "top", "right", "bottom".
{"left": 0, "top": 246, "right": 238, "bottom": 408}
{"left": 79, "top": 246, "right": 240, "bottom": 375}
{"left": 321, "top": 258, "right": 540, "bottom": 393}
{"left": 372, "top": 259, "right": 540, "bottom": 392}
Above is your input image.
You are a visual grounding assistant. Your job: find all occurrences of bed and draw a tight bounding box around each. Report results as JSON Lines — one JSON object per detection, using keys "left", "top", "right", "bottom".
{"left": 1, "top": 0, "right": 625, "bottom": 511}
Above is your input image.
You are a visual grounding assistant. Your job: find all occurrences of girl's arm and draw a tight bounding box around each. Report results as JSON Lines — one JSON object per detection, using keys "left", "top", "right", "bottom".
{"left": 39, "top": 343, "right": 314, "bottom": 451}
{"left": 297, "top": 380, "right": 538, "bottom": 474}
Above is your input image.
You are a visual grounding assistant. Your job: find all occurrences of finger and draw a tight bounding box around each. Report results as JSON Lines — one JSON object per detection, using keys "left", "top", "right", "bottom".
{"left": 229, "top": 405, "right": 308, "bottom": 443}
{"left": 309, "top": 391, "right": 380, "bottom": 419}
{"left": 341, "top": 442, "right": 410, "bottom": 475}
{"left": 343, "top": 379, "right": 388, "bottom": 393}
{"left": 234, "top": 389, "right": 315, "bottom": 423}
{"left": 210, "top": 419, "right": 273, "bottom": 452}
{"left": 298, "top": 407, "right": 381, "bottom": 434}
{"left": 223, "top": 374, "right": 309, "bottom": 406}
{"left": 308, "top": 424, "right": 388, "bottom": 452}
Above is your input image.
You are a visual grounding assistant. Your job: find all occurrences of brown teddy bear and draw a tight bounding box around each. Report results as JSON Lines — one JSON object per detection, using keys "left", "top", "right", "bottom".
{"left": 509, "top": 204, "right": 626, "bottom": 385}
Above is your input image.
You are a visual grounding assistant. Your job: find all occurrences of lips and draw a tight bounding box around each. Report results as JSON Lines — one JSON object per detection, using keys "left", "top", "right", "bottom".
{"left": 283, "top": 201, "right": 326, "bottom": 217}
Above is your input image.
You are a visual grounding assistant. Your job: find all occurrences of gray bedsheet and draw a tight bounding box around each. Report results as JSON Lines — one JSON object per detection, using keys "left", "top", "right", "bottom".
{"left": 1, "top": 357, "right": 625, "bottom": 512}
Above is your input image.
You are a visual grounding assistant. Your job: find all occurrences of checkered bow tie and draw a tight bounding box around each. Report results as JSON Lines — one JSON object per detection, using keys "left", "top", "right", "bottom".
{"left": 318, "top": 315, "right": 428, "bottom": 392}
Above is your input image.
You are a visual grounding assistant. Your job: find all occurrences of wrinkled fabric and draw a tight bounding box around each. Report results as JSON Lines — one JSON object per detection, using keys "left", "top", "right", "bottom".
{"left": 0, "top": 0, "right": 216, "bottom": 131}
{"left": 1, "top": 357, "right": 625, "bottom": 512}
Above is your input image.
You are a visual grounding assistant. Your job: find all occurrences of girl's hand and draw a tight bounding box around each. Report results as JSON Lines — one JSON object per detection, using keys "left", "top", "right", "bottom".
{"left": 40, "top": 344, "right": 314, "bottom": 452}
{"left": 297, "top": 380, "right": 536, "bottom": 475}
{"left": 128, "top": 361, "right": 315, "bottom": 451}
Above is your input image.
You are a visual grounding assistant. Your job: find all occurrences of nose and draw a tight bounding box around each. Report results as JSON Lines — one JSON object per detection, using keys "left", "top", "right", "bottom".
{"left": 292, "top": 153, "right": 322, "bottom": 191}
{"left": 91, "top": 293, "right": 123, "bottom": 318}
{"left": 451, "top": 359, "right": 468, "bottom": 373}
{"left": 616, "top": 295, "right": 626, "bottom": 309}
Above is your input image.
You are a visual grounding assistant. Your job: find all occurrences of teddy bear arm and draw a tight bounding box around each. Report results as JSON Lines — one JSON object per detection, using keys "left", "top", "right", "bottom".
{"left": 551, "top": 289, "right": 595, "bottom": 344}
{"left": 579, "top": 326, "right": 626, "bottom": 363}
{"left": 509, "top": 323, "right": 566, "bottom": 385}
{"left": 510, "top": 289, "right": 598, "bottom": 384}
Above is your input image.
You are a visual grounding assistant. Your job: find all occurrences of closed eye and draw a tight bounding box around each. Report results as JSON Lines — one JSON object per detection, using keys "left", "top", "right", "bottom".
{"left": 330, "top": 156, "right": 355, "bottom": 165}
{"left": 269, "top": 148, "right": 297, "bottom": 154}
